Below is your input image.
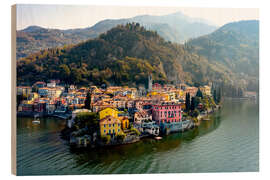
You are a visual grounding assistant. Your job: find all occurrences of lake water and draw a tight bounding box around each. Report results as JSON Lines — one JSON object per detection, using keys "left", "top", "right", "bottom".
{"left": 17, "top": 99, "right": 259, "bottom": 175}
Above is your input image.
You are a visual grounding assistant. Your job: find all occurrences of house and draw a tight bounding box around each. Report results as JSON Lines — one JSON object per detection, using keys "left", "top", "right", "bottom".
{"left": 38, "top": 87, "right": 63, "bottom": 98}
{"left": 99, "top": 116, "right": 121, "bottom": 137}
{"left": 92, "top": 101, "right": 115, "bottom": 113}
{"left": 184, "top": 87, "right": 198, "bottom": 97}
{"left": 119, "top": 116, "right": 129, "bottom": 129}
{"left": 152, "top": 102, "right": 182, "bottom": 125}
{"left": 17, "top": 86, "right": 32, "bottom": 97}
{"left": 18, "top": 101, "right": 33, "bottom": 112}
{"left": 47, "top": 82, "right": 56, "bottom": 88}
{"left": 33, "top": 81, "right": 46, "bottom": 89}
{"left": 99, "top": 107, "right": 118, "bottom": 120}
{"left": 201, "top": 85, "right": 211, "bottom": 96}
{"left": 134, "top": 110, "right": 152, "bottom": 124}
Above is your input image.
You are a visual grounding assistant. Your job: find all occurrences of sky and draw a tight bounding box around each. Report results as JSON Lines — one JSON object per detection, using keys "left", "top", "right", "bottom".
{"left": 16, "top": 4, "right": 259, "bottom": 30}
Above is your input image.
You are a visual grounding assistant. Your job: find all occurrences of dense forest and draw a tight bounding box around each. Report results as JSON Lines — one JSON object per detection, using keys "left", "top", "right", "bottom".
{"left": 17, "top": 23, "right": 231, "bottom": 89}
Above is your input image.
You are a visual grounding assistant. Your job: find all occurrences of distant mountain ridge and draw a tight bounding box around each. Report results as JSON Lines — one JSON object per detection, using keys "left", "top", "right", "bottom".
{"left": 16, "top": 12, "right": 217, "bottom": 59}
{"left": 186, "top": 20, "right": 259, "bottom": 92}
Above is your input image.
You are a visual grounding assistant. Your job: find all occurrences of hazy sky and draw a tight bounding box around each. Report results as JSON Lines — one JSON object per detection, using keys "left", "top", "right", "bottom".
{"left": 16, "top": 4, "right": 259, "bottom": 30}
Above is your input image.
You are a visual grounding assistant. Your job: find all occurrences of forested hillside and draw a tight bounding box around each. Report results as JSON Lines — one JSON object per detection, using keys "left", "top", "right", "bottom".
{"left": 186, "top": 20, "right": 259, "bottom": 93}
{"left": 17, "top": 23, "right": 229, "bottom": 88}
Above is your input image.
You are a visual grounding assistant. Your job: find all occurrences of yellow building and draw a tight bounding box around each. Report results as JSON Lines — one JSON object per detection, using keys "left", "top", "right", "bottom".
{"left": 119, "top": 116, "right": 129, "bottom": 129}
{"left": 201, "top": 85, "right": 212, "bottom": 96}
{"left": 99, "top": 107, "right": 118, "bottom": 120}
{"left": 100, "top": 116, "right": 121, "bottom": 136}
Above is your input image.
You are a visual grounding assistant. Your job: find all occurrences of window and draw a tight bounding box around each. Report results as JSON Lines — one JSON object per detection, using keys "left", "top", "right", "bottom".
{"left": 104, "top": 130, "right": 106, "bottom": 133}
{"left": 118, "top": 129, "right": 120, "bottom": 132}
{"left": 104, "top": 124, "right": 106, "bottom": 128}
{"left": 109, "top": 124, "right": 111, "bottom": 127}
{"left": 109, "top": 130, "right": 111, "bottom": 134}
{"left": 113, "top": 124, "right": 115, "bottom": 127}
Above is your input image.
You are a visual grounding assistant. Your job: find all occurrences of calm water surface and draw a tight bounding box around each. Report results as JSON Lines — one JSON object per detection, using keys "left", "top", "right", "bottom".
{"left": 17, "top": 99, "right": 259, "bottom": 175}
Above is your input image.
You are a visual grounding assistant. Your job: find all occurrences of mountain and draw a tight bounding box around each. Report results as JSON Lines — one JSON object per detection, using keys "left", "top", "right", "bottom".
{"left": 16, "top": 12, "right": 217, "bottom": 59}
{"left": 17, "top": 23, "right": 230, "bottom": 88}
{"left": 186, "top": 20, "right": 259, "bottom": 93}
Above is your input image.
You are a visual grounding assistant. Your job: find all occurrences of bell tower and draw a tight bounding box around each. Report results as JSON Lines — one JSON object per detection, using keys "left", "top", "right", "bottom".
{"left": 148, "top": 74, "right": 152, "bottom": 91}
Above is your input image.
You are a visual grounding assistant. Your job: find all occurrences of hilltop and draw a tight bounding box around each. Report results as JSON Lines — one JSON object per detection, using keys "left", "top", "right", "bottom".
{"left": 16, "top": 12, "right": 217, "bottom": 59}
{"left": 17, "top": 23, "right": 229, "bottom": 88}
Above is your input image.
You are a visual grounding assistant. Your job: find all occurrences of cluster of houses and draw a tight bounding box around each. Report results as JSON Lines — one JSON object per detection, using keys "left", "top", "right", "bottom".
{"left": 17, "top": 78, "right": 212, "bottom": 137}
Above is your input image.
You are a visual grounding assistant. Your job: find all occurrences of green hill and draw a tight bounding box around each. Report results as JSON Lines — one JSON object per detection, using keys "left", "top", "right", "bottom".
{"left": 186, "top": 20, "right": 259, "bottom": 92}
{"left": 17, "top": 23, "right": 229, "bottom": 88}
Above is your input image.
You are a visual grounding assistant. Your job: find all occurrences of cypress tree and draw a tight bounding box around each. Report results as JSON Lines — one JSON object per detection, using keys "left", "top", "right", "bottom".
{"left": 213, "top": 89, "right": 217, "bottom": 104}
{"left": 84, "top": 91, "right": 92, "bottom": 110}
{"left": 185, "top": 93, "right": 191, "bottom": 112}
{"left": 191, "top": 97, "right": 195, "bottom": 111}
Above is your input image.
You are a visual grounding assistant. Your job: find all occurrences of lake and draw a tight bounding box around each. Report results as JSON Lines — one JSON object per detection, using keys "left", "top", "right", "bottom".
{"left": 16, "top": 99, "right": 259, "bottom": 175}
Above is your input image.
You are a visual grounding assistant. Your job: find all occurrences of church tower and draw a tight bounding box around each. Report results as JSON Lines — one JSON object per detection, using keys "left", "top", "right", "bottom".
{"left": 148, "top": 74, "right": 152, "bottom": 91}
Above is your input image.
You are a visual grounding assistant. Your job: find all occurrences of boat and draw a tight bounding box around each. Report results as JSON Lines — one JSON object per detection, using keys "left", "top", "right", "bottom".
{"left": 203, "top": 118, "right": 211, "bottom": 121}
{"left": 155, "top": 136, "right": 162, "bottom": 140}
{"left": 32, "top": 114, "right": 40, "bottom": 124}
{"left": 32, "top": 120, "right": 40, "bottom": 124}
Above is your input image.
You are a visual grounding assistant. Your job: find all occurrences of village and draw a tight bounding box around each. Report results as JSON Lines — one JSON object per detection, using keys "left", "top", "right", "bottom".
{"left": 17, "top": 76, "right": 219, "bottom": 148}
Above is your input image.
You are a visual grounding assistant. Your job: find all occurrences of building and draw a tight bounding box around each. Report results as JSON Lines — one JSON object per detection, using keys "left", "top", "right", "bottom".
{"left": 99, "top": 107, "right": 118, "bottom": 120}
{"left": 134, "top": 110, "right": 152, "bottom": 124}
{"left": 119, "top": 116, "right": 129, "bottom": 129}
{"left": 17, "top": 86, "right": 32, "bottom": 97}
{"left": 92, "top": 101, "right": 115, "bottom": 113}
{"left": 185, "top": 87, "right": 198, "bottom": 97}
{"left": 100, "top": 116, "right": 121, "bottom": 137}
{"left": 148, "top": 74, "right": 152, "bottom": 91}
{"left": 33, "top": 81, "right": 46, "bottom": 89}
{"left": 201, "top": 85, "right": 211, "bottom": 96}
{"left": 152, "top": 102, "right": 182, "bottom": 124}
{"left": 38, "top": 87, "right": 63, "bottom": 98}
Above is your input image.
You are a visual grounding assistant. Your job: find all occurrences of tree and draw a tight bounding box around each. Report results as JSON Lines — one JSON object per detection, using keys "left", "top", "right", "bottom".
{"left": 84, "top": 91, "right": 92, "bottom": 110}
{"left": 213, "top": 89, "right": 217, "bottom": 103}
{"left": 116, "top": 131, "right": 126, "bottom": 142}
{"left": 74, "top": 112, "right": 99, "bottom": 131}
{"left": 238, "top": 87, "right": 243, "bottom": 97}
{"left": 101, "top": 135, "right": 111, "bottom": 144}
{"left": 196, "top": 88, "right": 203, "bottom": 98}
{"left": 191, "top": 97, "right": 195, "bottom": 111}
{"left": 59, "top": 64, "right": 71, "bottom": 82}
{"left": 185, "top": 93, "right": 191, "bottom": 112}
{"left": 217, "top": 87, "right": 221, "bottom": 104}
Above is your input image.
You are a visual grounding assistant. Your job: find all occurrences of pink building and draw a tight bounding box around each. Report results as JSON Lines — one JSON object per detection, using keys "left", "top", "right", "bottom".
{"left": 152, "top": 102, "right": 182, "bottom": 125}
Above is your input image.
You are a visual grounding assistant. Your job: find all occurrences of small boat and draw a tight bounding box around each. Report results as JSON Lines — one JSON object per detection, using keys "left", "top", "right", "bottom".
{"left": 155, "top": 136, "right": 162, "bottom": 140}
{"left": 203, "top": 118, "right": 211, "bottom": 121}
{"left": 32, "top": 114, "right": 40, "bottom": 124}
{"left": 32, "top": 120, "right": 40, "bottom": 124}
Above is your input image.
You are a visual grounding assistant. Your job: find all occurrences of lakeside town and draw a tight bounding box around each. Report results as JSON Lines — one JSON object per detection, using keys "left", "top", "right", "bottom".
{"left": 17, "top": 75, "right": 226, "bottom": 148}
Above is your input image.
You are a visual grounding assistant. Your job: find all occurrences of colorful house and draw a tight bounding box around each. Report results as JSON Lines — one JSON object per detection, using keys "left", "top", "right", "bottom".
{"left": 100, "top": 116, "right": 121, "bottom": 137}
{"left": 119, "top": 116, "right": 129, "bottom": 129}
{"left": 17, "top": 86, "right": 32, "bottom": 97}
{"left": 99, "top": 107, "right": 118, "bottom": 120}
{"left": 152, "top": 102, "right": 182, "bottom": 124}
